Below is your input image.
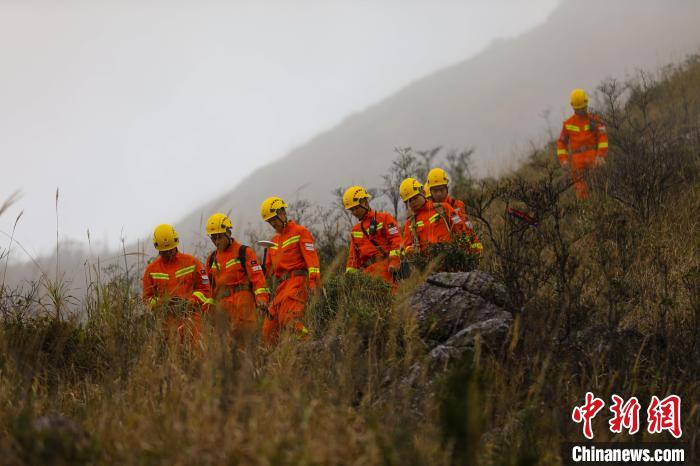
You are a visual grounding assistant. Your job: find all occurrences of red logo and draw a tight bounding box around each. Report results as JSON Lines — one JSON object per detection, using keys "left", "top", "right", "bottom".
{"left": 608, "top": 395, "right": 641, "bottom": 435}
{"left": 572, "top": 392, "right": 606, "bottom": 439}
{"left": 572, "top": 393, "right": 682, "bottom": 439}
{"left": 647, "top": 395, "right": 682, "bottom": 438}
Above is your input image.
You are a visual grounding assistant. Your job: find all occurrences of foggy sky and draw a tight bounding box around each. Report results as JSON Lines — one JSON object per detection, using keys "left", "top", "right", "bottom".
{"left": 0, "top": 0, "right": 558, "bottom": 260}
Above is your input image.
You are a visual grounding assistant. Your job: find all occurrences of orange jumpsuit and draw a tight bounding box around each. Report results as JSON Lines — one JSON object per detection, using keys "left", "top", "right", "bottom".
{"left": 263, "top": 221, "right": 320, "bottom": 345}
{"left": 443, "top": 196, "right": 483, "bottom": 255}
{"left": 206, "top": 240, "right": 270, "bottom": 333}
{"left": 142, "top": 252, "right": 212, "bottom": 342}
{"left": 557, "top": 112, "right": 608, "bottom": 199}
{"left": 402, "top": 200, "right": 467, "bottom": 253}
{"left": 345, "top": 209, "right": 402, "bottom": 286}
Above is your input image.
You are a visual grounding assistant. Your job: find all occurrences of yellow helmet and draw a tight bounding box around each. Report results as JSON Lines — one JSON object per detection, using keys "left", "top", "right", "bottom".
{"left": 206, "top": 213, "right": 233, "bottom": 235}
{"left": 343, "top": 185, "right": 372, "bottom": 210}
{"left": 153, "top": 224, "right": 179, "bottom": 252}
{"left": 260, "top": 196, "right": 288, "bottom": 221}
{"left": 399, "top": 178, "right": 424, "bottom": 202}
{"left": 424, "top": 167, "right": 449, "bottom": 196}
{"left": 570, "top": 88, "right": 588, "bottom": 110}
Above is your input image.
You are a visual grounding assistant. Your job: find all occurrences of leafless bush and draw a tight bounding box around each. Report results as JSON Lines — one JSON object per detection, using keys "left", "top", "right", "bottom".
{"left": 595, "top": 65, "right": 699, "bottom": 222}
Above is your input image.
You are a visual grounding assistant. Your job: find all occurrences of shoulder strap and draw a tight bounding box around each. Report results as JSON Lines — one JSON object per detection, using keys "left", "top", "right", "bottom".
{"left": 206, "top": 250, "right": 217, "bottom": 289}
{"left": 238, "top": 244, "right": 255, "bottom": 292}
{"left": 238, "top": 245, "right": 249, "bottom": 279}
{"left": 359, "top": 216, "right": 388, "bottom": 258}
{"left": 207, "top": 250, "right": 217, "bottom": 269}
{"left": 409, "top": 214, "right": 420, "bottom": 249}
{"left": 433, "top": 203, "right": 453, "bottom": 234}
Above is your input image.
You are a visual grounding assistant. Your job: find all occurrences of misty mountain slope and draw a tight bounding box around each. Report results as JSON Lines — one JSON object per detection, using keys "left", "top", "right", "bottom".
{"left": 175, "top": 0, "right": 700, "bottom": 245}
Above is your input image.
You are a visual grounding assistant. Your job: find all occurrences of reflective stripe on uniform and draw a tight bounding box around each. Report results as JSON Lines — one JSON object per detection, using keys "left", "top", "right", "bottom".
{"left": 225, "top": 258, "right": 240, "bottom": 269}
{"left": 598, "top": 142, "right": 608, "bottom": 149}
{"left": 429, "top": 213, "right": 440, "bottom": 224}
{"left": 389, "top": 249, "right": 400, "bottom": 257}
{"left": 174, "top": 265, "right": 196, "bottom": 278}
{"left": 150, "top": 272, "right": 170, "bottom": 280}
{"left": 584, "top": 124, "right": 590, "bottom": 131}
{"left": 565, "top": 124, "right": 580, "bottom": 132}
{"left": 282, "top": 235, "right": 301, "bottom": 248}
{"left": 557, "top": 149, "right": 568, "bottom": 155}
{"left": 471, "top": 242, "right": 484, "bottom": 251}
{"left": 192, "top": 291, "right": 211, "bottom": 304}
{"left": 376, "top": 222, "right": 384, "bottom": 230}
{"left": 254, "top": 287, "right": 270, "bottom": 295}
{"left": 415, "top": 221, "right": 424, "bottom": 227}
{"left": 308, "top": 267, "right": 320, "bottom": 276}
{"left": 346, "top": 267, "right": 358, "bottom": 273}
{"left": 352, "top": 231, "right": 363, "bottom": 238}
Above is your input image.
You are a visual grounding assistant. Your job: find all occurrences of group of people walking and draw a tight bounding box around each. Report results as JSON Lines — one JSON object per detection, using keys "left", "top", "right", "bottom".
{"left": 142, "top": 87, "right": 607, "bottom": 346}
{"left": 142, "top": 169, "right": 481, "bottom": 346}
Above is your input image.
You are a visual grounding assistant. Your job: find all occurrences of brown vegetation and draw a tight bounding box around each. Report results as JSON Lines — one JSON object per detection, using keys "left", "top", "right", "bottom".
{"left": 1, "top": 56, "right": 699, "bottom": 465}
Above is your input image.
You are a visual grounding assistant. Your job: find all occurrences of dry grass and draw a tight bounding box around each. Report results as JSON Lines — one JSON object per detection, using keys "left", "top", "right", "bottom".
{"left": 1, "top": 56, "right": 699, "bottom": 465}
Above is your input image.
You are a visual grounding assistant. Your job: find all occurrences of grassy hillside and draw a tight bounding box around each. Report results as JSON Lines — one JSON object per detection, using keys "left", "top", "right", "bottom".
{"left": 0, "top": 57, "right": 698, "bottom": 465}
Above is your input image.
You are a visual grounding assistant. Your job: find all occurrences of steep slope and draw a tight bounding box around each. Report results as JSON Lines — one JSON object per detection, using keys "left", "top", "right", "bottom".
{"left": 175, "top": 0, "right": 700, "bottom": 245}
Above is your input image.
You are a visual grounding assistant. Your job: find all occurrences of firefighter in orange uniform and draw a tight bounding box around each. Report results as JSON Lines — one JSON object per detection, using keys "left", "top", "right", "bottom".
{"left": 424, "top": 167, "right": 483, "bottom": 255}
{"left": 400, "top": 178, "right": 467, "bottom": 254}
{"left": 556, "top": 88, "right": 609, "bottom": 199}
{"left": 205, "top": 213, "right": 270, "bottom": 338}
{"left": 259, "top": 197, "right": 320, "bottom": 345}
{"left": 343, "top": 185, "right": 402, "bottom": 288}
{"left": 142, "top": 224, "right": 212, "bottom": 343}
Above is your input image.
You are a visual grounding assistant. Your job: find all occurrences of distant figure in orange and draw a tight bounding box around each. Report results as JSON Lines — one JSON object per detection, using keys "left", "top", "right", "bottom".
{"left": 143, "top": 224, "right": 212, "bottom": 345}
{"left": 259, "top": 197, "right": 320, "bottom": 345}
{"left": 557, "top": 89, "right": 609, "bottom": 199}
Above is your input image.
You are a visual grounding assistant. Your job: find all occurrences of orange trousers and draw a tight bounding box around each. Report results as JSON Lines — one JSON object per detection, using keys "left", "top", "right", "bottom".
{"left": 262, "top": 276, "right": 310, "bottom": 345}
{"left": 364, "top": 259, "right": 397, "bottom": 293}
{"left": 570, "top": 152, "right": 597, "bottom": 200}
{"left": 163, "top": 313, "right": 203, "bottom": 348}
{"left": 214, "top": 289, "right": 258, "bottom": 333}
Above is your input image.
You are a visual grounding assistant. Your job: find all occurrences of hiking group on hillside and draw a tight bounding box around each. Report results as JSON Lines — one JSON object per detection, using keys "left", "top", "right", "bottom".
{"left": 142, "top": 88, "right": 606, "bottom": 346}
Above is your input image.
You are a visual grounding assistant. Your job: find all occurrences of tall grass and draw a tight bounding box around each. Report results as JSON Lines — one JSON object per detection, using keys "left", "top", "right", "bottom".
{"left": 0, "top": 56, "right": 699, "bottom": 465}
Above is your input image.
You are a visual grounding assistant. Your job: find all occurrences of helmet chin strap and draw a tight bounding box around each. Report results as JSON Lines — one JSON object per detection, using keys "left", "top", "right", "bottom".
{"left": 359, "top": 205, "right": 369, "bottom": 220}
{"left": 271, "top": 215, "right": 287, "bottom": 232}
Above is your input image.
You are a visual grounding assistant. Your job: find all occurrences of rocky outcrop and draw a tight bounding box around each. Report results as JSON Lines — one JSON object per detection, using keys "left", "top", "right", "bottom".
{"left": 409, "top": 271, "right": 514, "bottom": 371}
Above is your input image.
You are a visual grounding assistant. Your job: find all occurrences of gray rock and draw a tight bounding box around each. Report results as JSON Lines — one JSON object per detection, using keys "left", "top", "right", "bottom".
{"left": 428, "top": 317, "right": 513, "bottom": 371}
{"left": 411, "top": 271, "right": 513, "bottom": 346}
{"left": 408, "top": 271, "right": 514, "bottom": 371}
